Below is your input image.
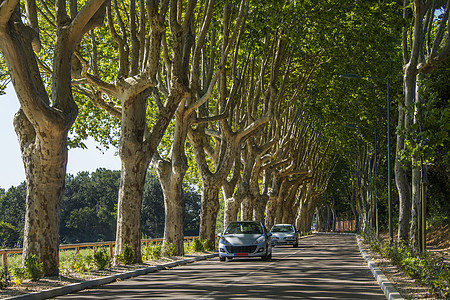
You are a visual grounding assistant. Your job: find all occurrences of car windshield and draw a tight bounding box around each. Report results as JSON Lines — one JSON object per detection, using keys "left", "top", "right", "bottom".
{"left": 271, "top": 225, "right": 294, "bottom": 233}
{"left": 225, "top": 222, "right": 263, "bottom": 234}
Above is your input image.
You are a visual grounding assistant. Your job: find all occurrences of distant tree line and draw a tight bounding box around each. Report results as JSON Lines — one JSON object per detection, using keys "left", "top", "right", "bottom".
{"left": 0, "top": 168, "right": 200, "bottom": 248}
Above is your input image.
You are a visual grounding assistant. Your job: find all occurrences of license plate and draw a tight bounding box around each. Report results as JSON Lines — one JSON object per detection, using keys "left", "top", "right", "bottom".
{"left": 235, "top": 253, "right": 248, "bottom": 256}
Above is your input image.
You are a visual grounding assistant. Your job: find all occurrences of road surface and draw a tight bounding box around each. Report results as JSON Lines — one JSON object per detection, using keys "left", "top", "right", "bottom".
{"left": 56, "top": 234, "right": 386, "bottom": 299}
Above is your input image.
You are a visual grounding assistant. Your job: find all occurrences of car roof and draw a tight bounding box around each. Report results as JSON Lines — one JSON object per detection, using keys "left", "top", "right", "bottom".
{"left": 229, "top": 221, "right": 262, "bottom": 224}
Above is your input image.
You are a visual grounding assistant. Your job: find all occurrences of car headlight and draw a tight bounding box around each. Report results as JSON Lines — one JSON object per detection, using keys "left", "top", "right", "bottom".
{"left": 255, "top": 235, "right": 266, "bottom": 244}
{"left": 220, "top": 236, "right": 230, "bottom": 244}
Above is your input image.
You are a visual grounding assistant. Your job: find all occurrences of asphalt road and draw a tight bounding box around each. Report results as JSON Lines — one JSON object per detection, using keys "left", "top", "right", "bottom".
{"left": 56, "top": 234, "right": 386, "bottom": 299}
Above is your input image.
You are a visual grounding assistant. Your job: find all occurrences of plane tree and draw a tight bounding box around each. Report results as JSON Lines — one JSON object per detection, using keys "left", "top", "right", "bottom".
{"left": 221, "top": 31, "right": 289, "bottom": 227}
{"left": 72, "top": 0, "right": 174, "bottom": 262}
{"left": 0, "top": 0, "right": 107, "bottom": 275}
{"left": 397, "top": 0, "right": 450, "bottom": 246}
{"left": 152, "top": 0, "right": 248, "bottom": 254}
{"left": 187, "top": 1, "right": 295, "bottom": 244}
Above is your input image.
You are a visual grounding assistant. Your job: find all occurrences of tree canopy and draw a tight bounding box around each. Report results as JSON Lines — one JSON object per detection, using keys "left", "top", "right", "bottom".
{"left": 0, "top": 0, "right": 448, "bottom": 272}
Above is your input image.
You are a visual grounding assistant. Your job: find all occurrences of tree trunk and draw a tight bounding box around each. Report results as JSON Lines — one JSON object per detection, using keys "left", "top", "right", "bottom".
{"left": 351, "top": 195, "right": 359, "bottom": 232}
{"left": 199, "top": 184, "right": 221, "bottom": 243}
{"left": 265, "top": 194, "right": 278, "bottom": 229}
{"left": 255, "top": 169, "right": 271, "bottom": 222}
{"left": 158, "top": 161, "right": 186, "bottom": 256}
{"left": 396, "top": 97, "right": 411, "bottom": 242}
{"left": 240, "top": 195, "right": 254, "bottom": 221}
{"left": 222, "top": 156, "right": 241, "bottom": 229}
{"left": 409, "top": 74, "right": 421, "bottom": 248}
{"left": 330, "top": 202, "right": 336, "bottom": 231}
{"left": 115, "top": 155, "right": 148, "bottom": 262}
{"left": 254, "top": 194, "right": 268, "bottom": 222}
{"left": 153, "top": 114, "right": 189, "bottom": 256}
{"left": 115, "top": 93, "right": 150, "bottom": 263}
{"left": 14, "top": 111, "right": 69, "bottom": 276}
{"left": 410, "top": 161, "right": 420, "bottom": 248}
{"left": 224, "top": 197, "right": 239, "bottom": 229}
{"left": 222, "top": 181, "right": 238, "bottom": 229}
{"left": 298, "top": 203, "right": 314, "bottom": 233}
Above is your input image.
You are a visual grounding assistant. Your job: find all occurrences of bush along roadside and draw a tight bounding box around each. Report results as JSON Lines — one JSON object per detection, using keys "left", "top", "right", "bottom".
{"left": 0, "top": 266, "right": 11, "bottom": 289}
{"left": 23, "top": 254, "right": 44, "bottom": 281}
{"left": 0, "top": 254, "right": 44, "bottom": 290}
{"left": 2, "top": 240, "right": 212, "bottom": 290}
{"left": 362, "top": 229, "right": 449, "bottom": 299}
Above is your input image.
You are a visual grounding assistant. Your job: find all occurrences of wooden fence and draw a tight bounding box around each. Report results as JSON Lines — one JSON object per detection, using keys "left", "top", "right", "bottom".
{"left": 0, "top": 236, "right": 198, "bottom": 268}
{"left": 335, "top": 216, "right": 356, "bottom": 232}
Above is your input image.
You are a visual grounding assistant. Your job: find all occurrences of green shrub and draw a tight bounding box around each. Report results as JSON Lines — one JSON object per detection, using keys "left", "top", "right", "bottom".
{"left": 93, "top": 248, "right": 110, "bottom": 270}
{"left": 0, "top": 267, "right": 11, "bottom": 289}
{"left": 362, "top": 229, "right": 449, "bottom": 298}
{"left": 191, "top": 239, "right": 204, "bottom": 253}
{"left": 24, "top": 254, "right": 44, "bottom": 281}
{"left": 10, "top": 267, "right": 27, "bottom": 286}
{"left": 202, "top": 239, "right": 215, "bottom": 251}
{"left": 117, "top": 244, "right": 134, "bottom": 265}
{"left": 66, "top": 253, "right": 93, "bottom": 273}
{"left": 432, "top": 267, "right": 449, "bottom": 299}
{"left": 142, "top": 244, "right": 163, "bottom": 261}
{"left": 163, "top": 243, "right": 177, "bottom": 257}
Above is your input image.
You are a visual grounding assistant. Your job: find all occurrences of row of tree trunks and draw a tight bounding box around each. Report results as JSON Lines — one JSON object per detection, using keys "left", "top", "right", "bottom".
{"left": 398, "top": 1, "right": 450, "bottom": 247}
{"left": 151, "top": 0, "right": 217, "bottom": 255}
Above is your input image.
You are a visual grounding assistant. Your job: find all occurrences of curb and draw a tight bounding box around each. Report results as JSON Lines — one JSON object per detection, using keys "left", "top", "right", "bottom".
{"left": 356, "top": 235, "right": 404, "bottom": 300}
{"left": 6, "top": 253, "right": 218, "bottom": 300}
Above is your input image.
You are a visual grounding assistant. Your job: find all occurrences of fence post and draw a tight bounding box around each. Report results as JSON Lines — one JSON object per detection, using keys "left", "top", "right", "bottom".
{"left": 2, "top": 252, "right": 7, "bottom": 269}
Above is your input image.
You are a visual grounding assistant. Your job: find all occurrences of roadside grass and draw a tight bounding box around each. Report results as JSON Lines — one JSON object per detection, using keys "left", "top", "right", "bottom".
{"left": 1, "top": 240, "right": 213, "bottom": 290}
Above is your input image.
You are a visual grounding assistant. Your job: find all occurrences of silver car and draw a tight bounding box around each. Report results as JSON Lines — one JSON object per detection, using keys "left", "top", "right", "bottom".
{"left": 218, "top": 221, "right": 272, "bottom": 261}
{"left": 270, "top": 224, "right": 299, "bottom": 247}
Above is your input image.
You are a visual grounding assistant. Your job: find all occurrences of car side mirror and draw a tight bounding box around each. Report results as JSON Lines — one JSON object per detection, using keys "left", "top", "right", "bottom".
{"left": 217, "top": 233, "right": 223, "bottom": 238}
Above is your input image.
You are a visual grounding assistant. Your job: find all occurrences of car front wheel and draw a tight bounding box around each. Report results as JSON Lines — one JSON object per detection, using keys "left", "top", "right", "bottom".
{"left": 219, "top": 256, "right": 226, "bottom": 262}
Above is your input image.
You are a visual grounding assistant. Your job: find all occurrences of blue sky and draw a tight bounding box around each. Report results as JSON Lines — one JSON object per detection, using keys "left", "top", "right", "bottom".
{"left": 0, "top": 84, "right": 121, "bottom": 190}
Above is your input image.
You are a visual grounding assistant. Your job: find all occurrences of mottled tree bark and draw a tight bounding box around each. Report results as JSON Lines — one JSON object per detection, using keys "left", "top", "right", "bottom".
{"left": 14, "top": 110, "right": 69, "bottom": 275}
{"left": 153, "top": 154, "right": 187, "bottom": 255}
{"left": 199, "top": 184, "right": 222, "bottom": 243}
{"left": 115, "top": 92, "right": 151, "bottom": 262}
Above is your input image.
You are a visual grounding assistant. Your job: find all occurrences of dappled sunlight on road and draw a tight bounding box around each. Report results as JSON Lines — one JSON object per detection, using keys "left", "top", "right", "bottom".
{"left": 56, "top": 234, "right": 385, "bottom": 299}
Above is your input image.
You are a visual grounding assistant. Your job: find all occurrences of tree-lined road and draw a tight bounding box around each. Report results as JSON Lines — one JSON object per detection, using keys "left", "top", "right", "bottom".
{"left": 57, "top": 234, "right": 386, "bottom": 299}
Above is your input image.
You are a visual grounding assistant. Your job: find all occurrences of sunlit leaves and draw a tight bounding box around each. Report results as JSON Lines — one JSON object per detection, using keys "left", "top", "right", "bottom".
{"left": 68, "top": 93, "right": 121, "bottom": 150}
